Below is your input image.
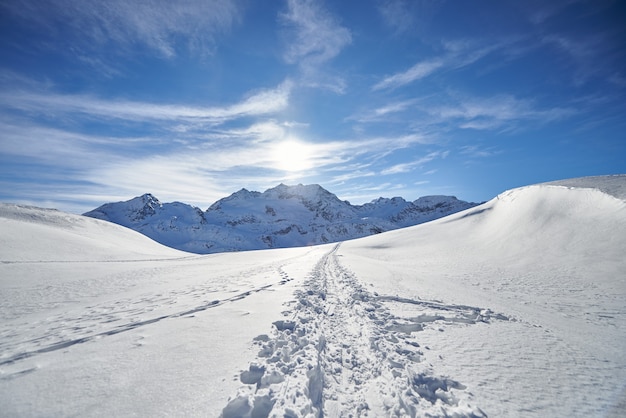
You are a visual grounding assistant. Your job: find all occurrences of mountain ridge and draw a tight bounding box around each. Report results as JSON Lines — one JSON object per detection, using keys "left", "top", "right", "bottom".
{"left": 83, "top": 183, "right": 480, "bottom": 253}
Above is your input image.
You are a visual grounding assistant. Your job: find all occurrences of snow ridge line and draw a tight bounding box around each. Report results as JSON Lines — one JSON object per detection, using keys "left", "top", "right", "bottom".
{"left": 222, "top": 244, "right": 500, "bottom": 417}
{"left": 0, "top": 277, "right": 294, "bottom": 368}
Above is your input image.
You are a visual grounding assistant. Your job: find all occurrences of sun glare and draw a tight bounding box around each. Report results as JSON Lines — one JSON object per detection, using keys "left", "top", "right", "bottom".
{"left": 272, "top": 140, "right": 312, "bottom": 172}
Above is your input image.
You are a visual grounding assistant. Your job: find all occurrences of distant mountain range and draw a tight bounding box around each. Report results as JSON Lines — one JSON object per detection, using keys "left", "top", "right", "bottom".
{"left": 83, "top": 183, "right": 479, "bottom": 253}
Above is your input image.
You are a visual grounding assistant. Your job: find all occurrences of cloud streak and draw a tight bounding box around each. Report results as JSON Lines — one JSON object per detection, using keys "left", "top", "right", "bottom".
{"left": 281, "top": 0, "right": 351, "bottom": 66}
{"left": 347, "top": 99, "right": 420, "bottom": 123}
{"left": 279, "top": 0, "right": 352, "bottom": 92}
{"left": 373, "top": 38, "right": 516, "bottom": 91}
{"left": 377, "top": 0, "right": 444, "bottom": 35}
{"left": 373, "top": 60, "right": 443, "bottom": 91}
{"left": 0, "top": 81, "right": 293, "bottom": 126}
{"left": 380, "top": 151, "right": 446, "bottom": 175}
{"left": 2, "top": 0, "right": 241, "bottom": 58}
{"left": 423, "top": 94, "right": 576, "bottom": 131}
{"left": 352, "top": 91, "right": 577, "bottom": 134}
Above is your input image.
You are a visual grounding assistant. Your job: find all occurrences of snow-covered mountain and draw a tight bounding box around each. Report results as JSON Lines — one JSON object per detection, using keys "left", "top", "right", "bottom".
{"left": 83, "top": 183, "right": 478, "bottom": 253}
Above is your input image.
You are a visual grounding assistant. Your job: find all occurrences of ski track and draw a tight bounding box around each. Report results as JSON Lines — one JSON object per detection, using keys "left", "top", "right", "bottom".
{"left": 0, "top": 267, "right": 295, "bottom": 369}
{"left": 222, "top": 244, "right": 508, "bottom": 417}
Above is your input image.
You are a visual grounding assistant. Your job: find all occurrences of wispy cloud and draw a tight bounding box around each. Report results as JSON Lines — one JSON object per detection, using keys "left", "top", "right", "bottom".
{"left": 2, "top": 0, "right": 241, "bottom": 58}
{"left": 377, "top": 0, "right": 414, "bottom": 34}
{"left": 380, "top": 151, "right": 446, "bottom": 175}
{"left": 327, "top": 170, "right": 377, "bottom": 185}
{"left": 0, "top": 120, "right": 139, "bottom": 166}
{"left": 373, "top": 60, "right": 443, "bottom": 91}
{"left": 541, "top": 33, "right": 619, "bottom": 86}
{"left": 442, "top": 39, "right": 509, "bottom": 68}
{"left": 347, "top": 99, "right": 420, "bottom": 123}
{"left": 359, "top": 134, "right": 433, "bottom": 157}
{"left": 525, "top": 0, "right": 584, "bottom": 25}
{"left": 352, "top": 88, "right": 575, "bottom": 135}
{"left": 377, "top": 0, "right": 444, "bottom": 35}
{"left": 373, "top": 38, "right": 515, "bottom": 91}
{"left": 459, "top": 145, "right": 499, "bottom": 158}
{"left": 281, "top": 0, "right": 351, "bottom": 66}
{"left": 423, "top": 94, "right": 576, "bottom": 131}
{"left": 373, "top": 100, "right": 418, "bottom": 116}
{"left": 280, "top": 0, "right": 352, "bottom": 92}
{"left": 0, "top": 81, "right": 293, "bottom": 126}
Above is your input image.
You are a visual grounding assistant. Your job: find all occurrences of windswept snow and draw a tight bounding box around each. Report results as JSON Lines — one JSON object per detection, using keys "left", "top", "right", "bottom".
{"left": 1, "top": 176, "right": 625, "bottom": 417}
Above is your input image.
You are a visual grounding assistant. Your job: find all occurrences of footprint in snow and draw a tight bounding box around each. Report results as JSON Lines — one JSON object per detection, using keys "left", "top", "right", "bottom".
{"left": 221, "top": 244, "right": 503, "bottom": 417}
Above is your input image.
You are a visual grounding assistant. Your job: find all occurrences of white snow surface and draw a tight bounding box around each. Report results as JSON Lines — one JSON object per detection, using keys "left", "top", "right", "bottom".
{"left": 1, "top": 176, "right": 625, "bottom": 417}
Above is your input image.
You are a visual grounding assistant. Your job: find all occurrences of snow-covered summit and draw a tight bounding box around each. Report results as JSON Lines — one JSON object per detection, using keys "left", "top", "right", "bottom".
{"left": 358, "top": 194, "right": 476, "bottom": 227}
{"left": 208, "top": 188, "right": 261, "bottom": 210}
{"left": 264, "top": 183, "right": 338, "bottom": 201}
{"left": 83, "top": 184, "right": 479, "bottom": 253}
{"left": 86, "top": 193, "right": 163, "bottom": 223}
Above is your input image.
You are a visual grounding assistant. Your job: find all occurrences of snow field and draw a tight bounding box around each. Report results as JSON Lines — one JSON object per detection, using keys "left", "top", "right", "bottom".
{"left": 0, "top": 208, "right": 327, "bottom": 416}
{"left": 1, "top": 176, "right": 625, "bottom": 417}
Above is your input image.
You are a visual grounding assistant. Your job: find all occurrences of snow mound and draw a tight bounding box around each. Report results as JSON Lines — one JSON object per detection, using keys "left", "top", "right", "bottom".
{"left": 339, "top": 175, "right": 626, "bottom": 417}
{"left": 0, "top": 203, "right": 187, "bottom": 261}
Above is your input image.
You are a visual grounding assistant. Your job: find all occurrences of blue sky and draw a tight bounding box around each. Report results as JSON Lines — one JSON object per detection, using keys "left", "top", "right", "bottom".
{"left": 1, "top": 0, "right": 624, "bottom": 213}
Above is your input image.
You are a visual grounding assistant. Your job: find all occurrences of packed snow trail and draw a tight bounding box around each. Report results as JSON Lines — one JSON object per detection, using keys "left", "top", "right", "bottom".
{"left": 222, "top": 244, "right": 506, "bottom": 417}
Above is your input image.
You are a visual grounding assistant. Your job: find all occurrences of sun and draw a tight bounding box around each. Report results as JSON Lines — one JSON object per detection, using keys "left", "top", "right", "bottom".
{"left": 272, "top": 139, "right": 313, "bottom": 172}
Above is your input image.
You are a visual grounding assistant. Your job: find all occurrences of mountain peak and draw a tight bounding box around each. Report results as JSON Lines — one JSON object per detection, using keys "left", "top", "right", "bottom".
{"left": 84, "top": 184, "right": 479, "bottom": 253}
{"left": 264, "top": 183, "right": 338, "bottom": 202}
{"left": 414, "top": 195, "right": 461, "bottom": 207}
{"left": 137, "top": 193, "right": 161, "bottom": 205}
{"left": 227, "top": 188, "right": 261, "bottom": 200}
{"left": 368, "top": 196, "right": 408, "bottom": 206}
{"left": 124, "top": 193, "right": 162, "bottom": 216}
{"left": 207, "top": 188, "right": 261, "bottom": 211}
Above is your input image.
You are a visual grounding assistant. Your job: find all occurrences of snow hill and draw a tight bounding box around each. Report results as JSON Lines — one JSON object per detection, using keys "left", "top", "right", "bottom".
{"left": 1, "top": 175, "right": 625, "bottom": 417}
{"left": 83, "top": 183, "right": 478, "bottom": 253}
{"left": 0, "top": 203, "right": 188, "bottom": 262}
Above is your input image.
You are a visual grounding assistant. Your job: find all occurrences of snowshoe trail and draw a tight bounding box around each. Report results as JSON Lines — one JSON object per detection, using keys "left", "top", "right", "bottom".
{"left": 222, "top": 244, "right": 505, "bottom": 417}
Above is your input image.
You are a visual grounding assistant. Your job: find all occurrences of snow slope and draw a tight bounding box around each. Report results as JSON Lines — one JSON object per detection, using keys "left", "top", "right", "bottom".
{"left": 0, "top": 203, "right": 188, "bottom": 261}
{"left": 338, "top": 175, "right": 626, "bottom": 417}
{"left": 1, "top": 175, "right": 625, "bottom": 417}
